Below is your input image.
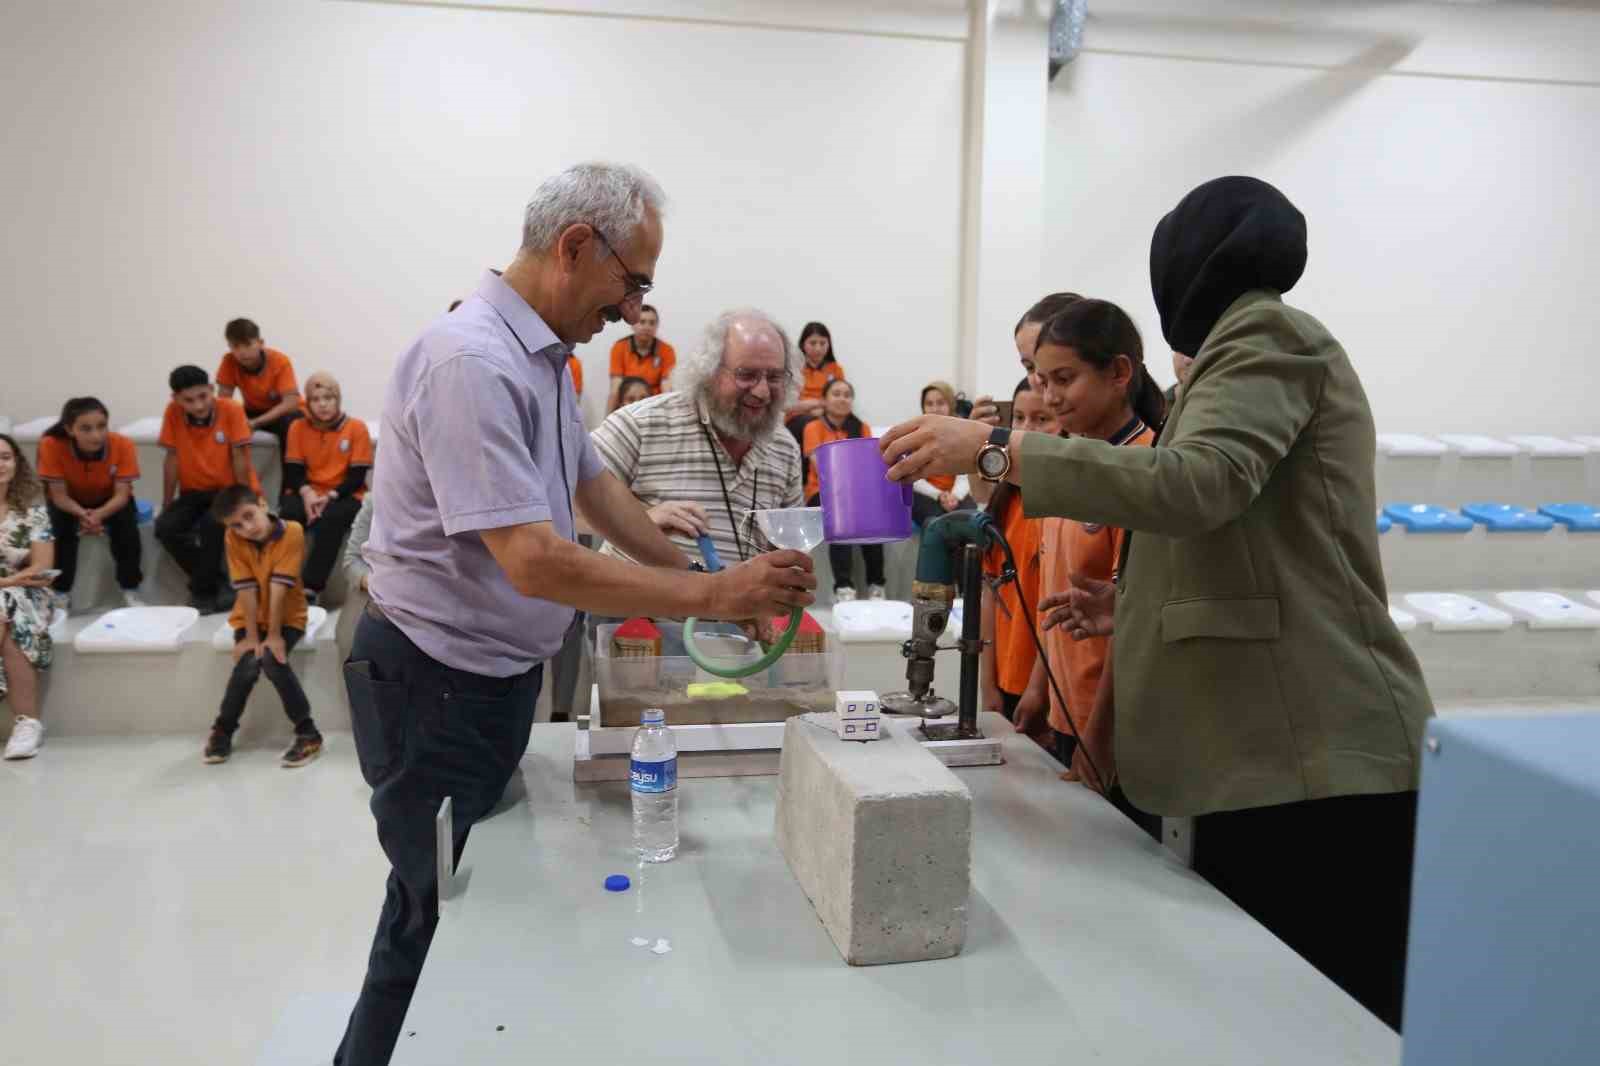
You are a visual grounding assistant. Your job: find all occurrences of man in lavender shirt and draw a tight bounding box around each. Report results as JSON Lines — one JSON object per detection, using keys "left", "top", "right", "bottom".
{"left": 336, "top": 163, "right": 815, "bottom": 1066}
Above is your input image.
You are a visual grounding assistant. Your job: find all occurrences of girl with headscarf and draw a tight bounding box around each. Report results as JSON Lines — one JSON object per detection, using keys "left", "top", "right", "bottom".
{"left": 281, "top": 372, "right": 374, "bottom": 603}
{"left": 878, "top": 176, "right": 1431, "bottom": 1031}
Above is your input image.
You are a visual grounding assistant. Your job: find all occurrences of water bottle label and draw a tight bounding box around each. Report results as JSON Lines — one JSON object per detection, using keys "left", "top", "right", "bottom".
{"left": 630, "top": 757, "right": 677, "bottom": 794}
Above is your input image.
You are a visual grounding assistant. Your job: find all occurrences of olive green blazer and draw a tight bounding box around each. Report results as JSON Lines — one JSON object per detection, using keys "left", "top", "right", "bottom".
{"left": 1019, "top": 290, "right": 1432, "bottom": 816}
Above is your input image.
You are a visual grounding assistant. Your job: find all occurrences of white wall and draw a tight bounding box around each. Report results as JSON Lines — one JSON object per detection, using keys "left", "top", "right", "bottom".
{"left": 1038, "top": 0, "right": 1600, "bottom": 436}
{"left": 0, "top": 0, "right": 966, "bottom": 435}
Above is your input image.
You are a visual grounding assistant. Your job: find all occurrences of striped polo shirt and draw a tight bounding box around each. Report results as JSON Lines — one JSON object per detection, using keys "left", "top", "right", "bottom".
{"left": 590, "top": 390, "right": 803, "bottom": 568}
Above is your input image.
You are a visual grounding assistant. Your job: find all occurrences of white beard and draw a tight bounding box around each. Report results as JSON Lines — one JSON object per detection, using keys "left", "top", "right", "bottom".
{"left": 705, "top": 390, "right": 781, "bottom": 442}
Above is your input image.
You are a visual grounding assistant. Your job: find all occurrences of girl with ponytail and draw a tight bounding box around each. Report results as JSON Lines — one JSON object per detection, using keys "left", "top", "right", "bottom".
{"left": 1024, "top": 298, "right": 1160, "bottom": 811}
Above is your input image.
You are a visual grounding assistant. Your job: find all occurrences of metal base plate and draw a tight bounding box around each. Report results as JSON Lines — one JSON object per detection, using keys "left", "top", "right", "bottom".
{"left": 881, "top": 691, "right": 957, "bottom": 718}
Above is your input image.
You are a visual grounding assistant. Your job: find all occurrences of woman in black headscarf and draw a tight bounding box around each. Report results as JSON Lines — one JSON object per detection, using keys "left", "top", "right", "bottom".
{"left": 879, "top": 176, "right": 1433, "bottom": 1030}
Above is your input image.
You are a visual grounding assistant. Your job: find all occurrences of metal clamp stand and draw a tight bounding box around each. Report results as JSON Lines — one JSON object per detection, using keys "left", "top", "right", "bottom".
{"left": 921, "top": 543, "right": 985, "bottom": 742}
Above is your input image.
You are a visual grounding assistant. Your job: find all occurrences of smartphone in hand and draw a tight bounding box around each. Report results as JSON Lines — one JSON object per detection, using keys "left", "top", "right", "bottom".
{"left": 37, "top": 569, "right": 63, "bottom": 581}
{"left": 993, "top": 401, "right": 1014, "bottom": 427}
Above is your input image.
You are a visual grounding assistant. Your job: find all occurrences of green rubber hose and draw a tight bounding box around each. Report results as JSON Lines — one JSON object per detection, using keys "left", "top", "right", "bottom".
{"left": 683, "top": 606, "right": 804, "bottom": 678}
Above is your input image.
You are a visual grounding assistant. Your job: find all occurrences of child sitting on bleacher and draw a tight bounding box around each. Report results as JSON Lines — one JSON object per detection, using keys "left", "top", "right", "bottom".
{"left": 203, "top": 485, "right": 323, "bottom": 768}
{"left": 155, "top": 365, "right": 260, "bottom": 614}
{"left": 279, "top": 372, "right": 372, "bottom": 604}
{"left": 37, "top": 397, "right": 144, "bottom": 613}
{"left": 215, "top": 318, "right": 302, "bottom": 462}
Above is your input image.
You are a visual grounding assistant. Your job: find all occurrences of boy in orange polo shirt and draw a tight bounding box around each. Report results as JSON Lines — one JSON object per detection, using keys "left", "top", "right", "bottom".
{"left": 280, "top": 372, "right": 373, "bottom": 602}
{"left": 216, "top": 318, "right": 302, "bottom": 462}
{"left": 155, "top": 365, "right": 259, "bottom": 613}
{"left": 607, "top": 304, "right": 675, "bottom": 410}
{"left": 37, "top": 396, "right": 144, "bottom": 610}
{"left": 203, "top": 485, "right": 323, "bottom": 768}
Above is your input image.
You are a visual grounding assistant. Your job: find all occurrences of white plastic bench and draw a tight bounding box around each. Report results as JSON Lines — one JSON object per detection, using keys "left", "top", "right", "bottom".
{"left": 1388, "top": 604, "right": 1418, "bottom": 633}
{"left": 118, "top": 416, "right": 164, "bottom": 445}
{"left": 1437, "top": 434, "right": 1518, "bottom": 458}
{"left": 11, "top": 415, "right": 57, "bottom": 443}
{"left": 1402, "top": 593, "right": 1514, "bottom": 632}
{"left": 73, "top": 606, "right": 201, "bottom": 653}
{"left": 1493, "top": 592, "right": 1600, "bottom": 631}
{"left": 1377, "top": 433, "right": 1448, "bottom": 457}
{"left": 1508, "top": 435, "right": 1588, "bottom": 458}
{"left": 208, "top": 606, "right": 330, "bottom": 651}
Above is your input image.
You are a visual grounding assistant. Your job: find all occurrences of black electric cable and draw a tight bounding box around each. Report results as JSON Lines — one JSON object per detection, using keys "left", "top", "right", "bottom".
{"left": 982, "top": 522, "right": 1109, "bottom": 796}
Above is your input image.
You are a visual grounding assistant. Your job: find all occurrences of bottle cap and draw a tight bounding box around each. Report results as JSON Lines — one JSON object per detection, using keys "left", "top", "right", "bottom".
{"left": 604, "top": 874, "right": 631, "bottom": 892}
{"left": 641, "top": 708, "right": 666, "bottom": 724}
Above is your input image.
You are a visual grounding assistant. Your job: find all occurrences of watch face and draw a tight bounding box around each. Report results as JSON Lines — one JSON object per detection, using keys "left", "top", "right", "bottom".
{"left": 979, "top": 447, "right": 1007, "bottom": 478}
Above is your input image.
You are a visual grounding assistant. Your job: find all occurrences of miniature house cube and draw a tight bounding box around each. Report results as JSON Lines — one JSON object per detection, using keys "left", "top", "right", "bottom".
{"left": 835, "top": 690, "right": 881, "bottom": 741}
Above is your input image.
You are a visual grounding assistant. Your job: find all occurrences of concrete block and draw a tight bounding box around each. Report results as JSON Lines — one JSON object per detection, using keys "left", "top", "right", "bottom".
{"left": 775, "top": 714, "right": 971, "bottom": 965}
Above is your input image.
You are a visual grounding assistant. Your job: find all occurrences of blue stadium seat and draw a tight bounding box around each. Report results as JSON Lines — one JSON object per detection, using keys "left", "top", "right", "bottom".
{"left": 1539, "top": 503, "right": 1600, "bottom": 532}
{"left": 1459, "top": 502, "right": 1555, "bottom": 533}
{"left": 1382, "top": 503, "right": 1473, "bottom": 533}
{"left": 1377, "top": 513, "right": 1392, "bottom": 534}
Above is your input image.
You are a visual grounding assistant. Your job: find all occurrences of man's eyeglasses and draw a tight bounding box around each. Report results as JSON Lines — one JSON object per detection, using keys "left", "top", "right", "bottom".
{"left": 590, "top": 225, "right": 653, "bottom": 301}
{"left": 726, "top": 368, "right": 791, "bottom": 391}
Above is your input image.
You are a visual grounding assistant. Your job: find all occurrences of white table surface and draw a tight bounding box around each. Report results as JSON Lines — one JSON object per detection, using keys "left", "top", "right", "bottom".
{"left": 393, "top": 716, "right": 1399, "bottom": 1065}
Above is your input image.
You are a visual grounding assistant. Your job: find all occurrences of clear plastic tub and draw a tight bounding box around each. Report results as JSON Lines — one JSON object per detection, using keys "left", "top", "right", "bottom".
{"left": 593, "top": 619, "right": 842, "bottom": 728}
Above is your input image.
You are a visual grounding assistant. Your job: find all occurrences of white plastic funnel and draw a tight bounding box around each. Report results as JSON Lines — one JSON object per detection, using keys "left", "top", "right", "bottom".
{"left": 752, "top": 507, "right": 826, "bottom": 554}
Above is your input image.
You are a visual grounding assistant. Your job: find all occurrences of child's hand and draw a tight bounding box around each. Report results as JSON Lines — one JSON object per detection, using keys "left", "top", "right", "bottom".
{"left": 259, "top": 630, "right": 291, "bottom": 665}
{"left": 80, "top": 511, "right": 104, "bottom": 535}
{"left": 1012, "top": 689, "right": 1048, "bottom": 736}
{"left": 233, "top": 636, "right": 259, "bottom": 663}
{"left": 939, "top": 491, "right": 960, "bottom": 511}
{"left": 259, "top": 634, "right": 288, "bottom": 664}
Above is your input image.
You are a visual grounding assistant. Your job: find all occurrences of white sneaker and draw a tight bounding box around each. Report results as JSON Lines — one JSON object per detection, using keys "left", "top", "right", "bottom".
{"left": 867, "top": 584, "right": 888, "bottom": 601}
{"left": 50, "top": 590, "right": 70, "bottom": 620}
{"left": 121, "top": 589, "right": 147, "bottom": 609}
{"left": 4, "top": 716, "right": 44, "bottom": 760}
{"left": 834, "top": 587, "right": 857, "bottom": 603}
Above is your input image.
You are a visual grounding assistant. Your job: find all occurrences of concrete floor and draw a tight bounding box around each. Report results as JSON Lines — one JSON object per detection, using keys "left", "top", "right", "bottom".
{"left": 5, "top": 700, "right": 1596, "bottom": 1064}
{"left": 1, "top": 733, "right": 386, "bottom": 1066}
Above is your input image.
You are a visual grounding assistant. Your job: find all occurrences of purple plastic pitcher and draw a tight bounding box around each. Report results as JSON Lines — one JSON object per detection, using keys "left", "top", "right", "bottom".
{"left": 814, "top": 437, "right": 915, "bottom": 545}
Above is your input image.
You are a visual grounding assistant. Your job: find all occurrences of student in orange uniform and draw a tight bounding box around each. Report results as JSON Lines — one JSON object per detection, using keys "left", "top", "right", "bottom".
{"left": 607, "top": 304, "right": 675, "bottom": 410}
{"left": 279, "top": 372, "right": 373, "bottom": 603}
{"left": 215, "top": 318, "right": 302, "bottom": 459}
{"left": 911, "top": 381, "right": 975, "bottom": 525}
{"left": 202, "top": 485, "right": 323, "bottom": 768}
{"left": 614, "top": 375, "right": 651, "bottom": 408}
{"left": 785, "top": 321, "right": 846, "bottom": 445}
{"left": 803, "top": 379, "right": 884, "bottom": 601}
{"left": 566, "top": 354, "right": 584, "bottom": 398}
{"left": 37, "top": 397, "right": 144, "bottom": 611}
{"left": 980, "top": 378, "right": 1056, "bottom": 739}
{"left": 155, "top": 365, "right": 259, "bottom": 613}
{"left": 1024, "top": 299, "right": 1164, "bottom": 838}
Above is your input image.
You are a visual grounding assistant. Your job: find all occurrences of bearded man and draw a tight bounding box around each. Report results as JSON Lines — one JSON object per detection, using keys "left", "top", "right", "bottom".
{"left": 591, "top": 308, "right": 804, "bottom": 570}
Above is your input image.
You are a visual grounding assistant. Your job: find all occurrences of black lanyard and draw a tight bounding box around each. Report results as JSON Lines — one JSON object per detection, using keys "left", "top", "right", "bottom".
{"left": 699, "top": 418, "right": 757, "bottom": 562}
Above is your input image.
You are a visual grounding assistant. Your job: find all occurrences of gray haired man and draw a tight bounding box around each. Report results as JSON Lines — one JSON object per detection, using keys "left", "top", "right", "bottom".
{"left": 337, "top": 165, "right": 815, "bottom": 1065}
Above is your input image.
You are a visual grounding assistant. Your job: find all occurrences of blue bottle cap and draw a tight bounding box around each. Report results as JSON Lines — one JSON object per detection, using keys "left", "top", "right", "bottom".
{"left": 604, "top": 874, "right": 631, "bottom": 893}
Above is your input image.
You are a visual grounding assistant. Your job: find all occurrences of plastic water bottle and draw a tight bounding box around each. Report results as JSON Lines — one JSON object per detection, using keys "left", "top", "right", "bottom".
{"left": 630, "top": 708, "right": 678, "bottom": 862}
